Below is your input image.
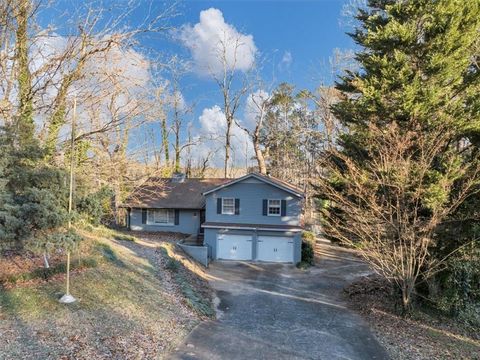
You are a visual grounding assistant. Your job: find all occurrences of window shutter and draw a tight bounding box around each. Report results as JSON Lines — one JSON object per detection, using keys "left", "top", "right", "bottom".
{"left": 235, "top": 199, "right": 240, "bottom": 215}
{"left": 217, "top": 198, "right": 222, "bottom": 214}
{"left": 262, "top": 199, "right": 268, "bottom": 216}
{"left": 174, "top": 209, "right": 180, "bottom": 225}
{"left": 142, "top": 209, "right": 147, "bottom": 224}
{"left": 281, "top": 200, "right": 287, "bottom": 216}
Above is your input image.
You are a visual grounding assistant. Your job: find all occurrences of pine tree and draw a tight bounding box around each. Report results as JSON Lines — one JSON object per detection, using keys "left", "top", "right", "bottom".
{"left": 335, "top": 0, "right": 480, "bottom": 151}
{"left": 318, "top": 0, "right": 480, "bottom": 311}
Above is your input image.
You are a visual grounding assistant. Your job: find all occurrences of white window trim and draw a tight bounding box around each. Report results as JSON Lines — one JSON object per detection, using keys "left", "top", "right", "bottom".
{"left": 222, "top": 197, "right": 235, "bottom": 215}
{"left": 147, "top": 209, "right": 175, "bottom": 226}
{"left": 267, "top": 199, "right": 281, "bottom": 217}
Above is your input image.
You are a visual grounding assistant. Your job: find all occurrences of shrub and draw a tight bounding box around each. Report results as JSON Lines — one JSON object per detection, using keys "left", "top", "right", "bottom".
{"left": 302, "top": 231, "right": 315, "bottom": 243}
{"left": 77, "top": 187, "right": 113, "bottom": 225}
{"left": 299, "top": 231, "right": 316, "bottom": 267}
{"left": 435, "top": 248, "right": 480, "bottom": 326}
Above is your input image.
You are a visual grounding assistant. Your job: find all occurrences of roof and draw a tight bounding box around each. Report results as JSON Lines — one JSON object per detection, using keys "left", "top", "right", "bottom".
{"left": 123, "top": 178, "right": 230, "bottom": 209}
{"left": 202, "top": 172, "right": 304, "bottom": 198}
{"left": 201, "top": 222, "right": 303, "bottom": 232}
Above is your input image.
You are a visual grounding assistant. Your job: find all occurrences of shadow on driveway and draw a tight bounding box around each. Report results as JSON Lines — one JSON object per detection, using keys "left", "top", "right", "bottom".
{"left": 169, "top": 244, "right": 388, "bottom": 360}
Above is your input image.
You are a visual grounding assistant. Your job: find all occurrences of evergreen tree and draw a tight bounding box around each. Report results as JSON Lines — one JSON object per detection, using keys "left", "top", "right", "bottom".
{"left": 318, "top": 0, "right": 480, "bottom": 311}
{"left": 335, "top": 0, "right": 480, "bottom": 149}
{"left": 0, "top": 129, "right": 20, "bottom": 246}
{"left": 0, "top": 125, "right": 73, "bottom": 251}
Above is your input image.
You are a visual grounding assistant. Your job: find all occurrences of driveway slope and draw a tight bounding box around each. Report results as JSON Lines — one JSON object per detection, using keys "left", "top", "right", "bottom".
{"left": 170, "top": 244, "right": 388, "bottom": 360}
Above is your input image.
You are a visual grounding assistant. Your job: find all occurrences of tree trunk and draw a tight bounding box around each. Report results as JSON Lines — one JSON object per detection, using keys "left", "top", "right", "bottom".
{"left": 161, "top": 117, "right": 169, "bottom": 166}
{"left": 401, "top": 279, "right": 415, "bottom": 314}
{"left": 224, "top": 117, "right": 232, "bottom": 178}
{"left": 253, "top": 136, "right": 266, "bottom": 174}
{"left": 175, "top": 147, "right": 181, "bottom": 173}
{"left": 15, "top": 0, "right": 34, "bottom": 146}
{"left": 174, "top": 124, "right": 180, "bottom": 173}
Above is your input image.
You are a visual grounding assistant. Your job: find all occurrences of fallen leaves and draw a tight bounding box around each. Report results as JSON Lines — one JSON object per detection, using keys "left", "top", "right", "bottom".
{"left": 0, "top": 231, "right": 211, "bottom": 359}
{"left": 345, "top": 276, "right": 480, "bottom": 360}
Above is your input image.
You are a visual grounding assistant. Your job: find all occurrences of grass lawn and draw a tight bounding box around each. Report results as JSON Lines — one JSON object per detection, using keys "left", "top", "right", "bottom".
{"left": 0, "top": 229, "right": 212, "bottom": 359}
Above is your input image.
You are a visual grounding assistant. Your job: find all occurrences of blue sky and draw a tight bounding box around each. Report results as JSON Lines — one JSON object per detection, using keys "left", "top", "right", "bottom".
{"left": 39, "top": 0, "right": 355, "bottom": 102}
{"left": 162, "top": 0, "right": 355, "bottom": 147}
{"left": 38, "top": 0, "right": 356, "bottom": 166}
{"left": 169, "top": 0, "right": 354, "bottom": 112}
{"left": 175, "top": 0, "right": 353, "bottom": 83}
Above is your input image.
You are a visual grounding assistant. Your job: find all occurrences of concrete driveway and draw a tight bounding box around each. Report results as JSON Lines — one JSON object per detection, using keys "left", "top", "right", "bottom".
{"left": 170, "top": 244, "right": 388, "bottom": 360}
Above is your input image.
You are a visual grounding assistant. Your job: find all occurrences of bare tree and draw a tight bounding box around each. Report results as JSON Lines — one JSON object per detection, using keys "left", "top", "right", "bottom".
{"left": 317, "top": 121, "right": 480, "bottom": 311}
{"left": 236, "top": 89, "right": 272, "bottom": 174}
{"left": 310, "top": 86, "right": 342, "bottom": 150}
{"left": 210, "top": 32, "right": 252, "bottom": 178}
{"left": 148, "top": 84, "right": 170, "bottom": 169}
{"left": 30, "top": 0, "right": 175, "bottom": 160}
{"left": 166, "top": 57, "right": 196, "bottom": 173}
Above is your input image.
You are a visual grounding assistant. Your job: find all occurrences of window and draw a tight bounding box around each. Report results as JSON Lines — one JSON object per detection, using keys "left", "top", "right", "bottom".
{"left": 222, "top": 198, "right": 235, "bottom": 215}
{"left": 147, "top": 209, "right": 175, "bottom": 225}
{"left": 268, "top": 199, "right": 281, "bottom": 216}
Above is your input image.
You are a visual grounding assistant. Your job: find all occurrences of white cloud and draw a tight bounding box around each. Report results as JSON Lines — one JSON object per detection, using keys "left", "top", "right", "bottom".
{"left": 194, "top": 105, "right": 254, "bottom": 167}
{"left": 278, "top": 50, "right": 293, "bottom": 72}
{"left": 178, "top": 8, "right": 257, "bottom": 76}
{"left": 199, "top": 105, "right": 225, "bottom": 136}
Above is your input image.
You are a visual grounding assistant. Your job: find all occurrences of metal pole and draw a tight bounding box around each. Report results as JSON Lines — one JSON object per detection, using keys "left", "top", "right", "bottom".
{"left": 66, "top": 251, "right": 70, "bottom": 295}
{"left": 60, "top": 97, "right": 77, "bottom": 304}
{"left": 68, "top": 98, "right": 76, "bottom": 225}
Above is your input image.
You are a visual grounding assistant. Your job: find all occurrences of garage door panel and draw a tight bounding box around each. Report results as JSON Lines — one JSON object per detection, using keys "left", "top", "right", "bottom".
{"left": 217, "top": 234, "right": 253, "bottom": 260}
{"left": 257, "top": 236, "right": 293, "bottom": 263}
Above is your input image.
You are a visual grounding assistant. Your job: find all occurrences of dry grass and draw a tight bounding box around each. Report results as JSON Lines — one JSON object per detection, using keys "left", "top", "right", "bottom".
{"left": 0, "top": 229, "right": 210, "bottom": 359}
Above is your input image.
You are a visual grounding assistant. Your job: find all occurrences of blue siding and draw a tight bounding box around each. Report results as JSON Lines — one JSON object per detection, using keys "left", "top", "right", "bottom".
{"left": 205, "top": 181, "right": 302, "bottom": 226}
{"left": 204, "top": 227, "right": 301, "bottom": 264}
{"left": 130, "top": 208, "right": 200, "bottom": 235}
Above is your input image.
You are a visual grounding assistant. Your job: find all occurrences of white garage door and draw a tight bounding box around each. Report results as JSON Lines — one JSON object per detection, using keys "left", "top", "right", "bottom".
{"left": 217, "top": 234, "right": 253, "bottom": 260}
{"left": 257, "top": 236, "right": 294, "bottom": 263}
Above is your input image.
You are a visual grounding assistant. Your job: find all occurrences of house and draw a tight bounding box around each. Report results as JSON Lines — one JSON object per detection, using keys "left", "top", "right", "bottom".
{"left": 124, "top": 172, "right": 304, "bottom": 264}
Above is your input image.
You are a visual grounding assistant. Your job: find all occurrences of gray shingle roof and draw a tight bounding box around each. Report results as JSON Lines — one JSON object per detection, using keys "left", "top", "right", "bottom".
{"left": 123, "top": 178, "right": 230, "bottom": 209}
